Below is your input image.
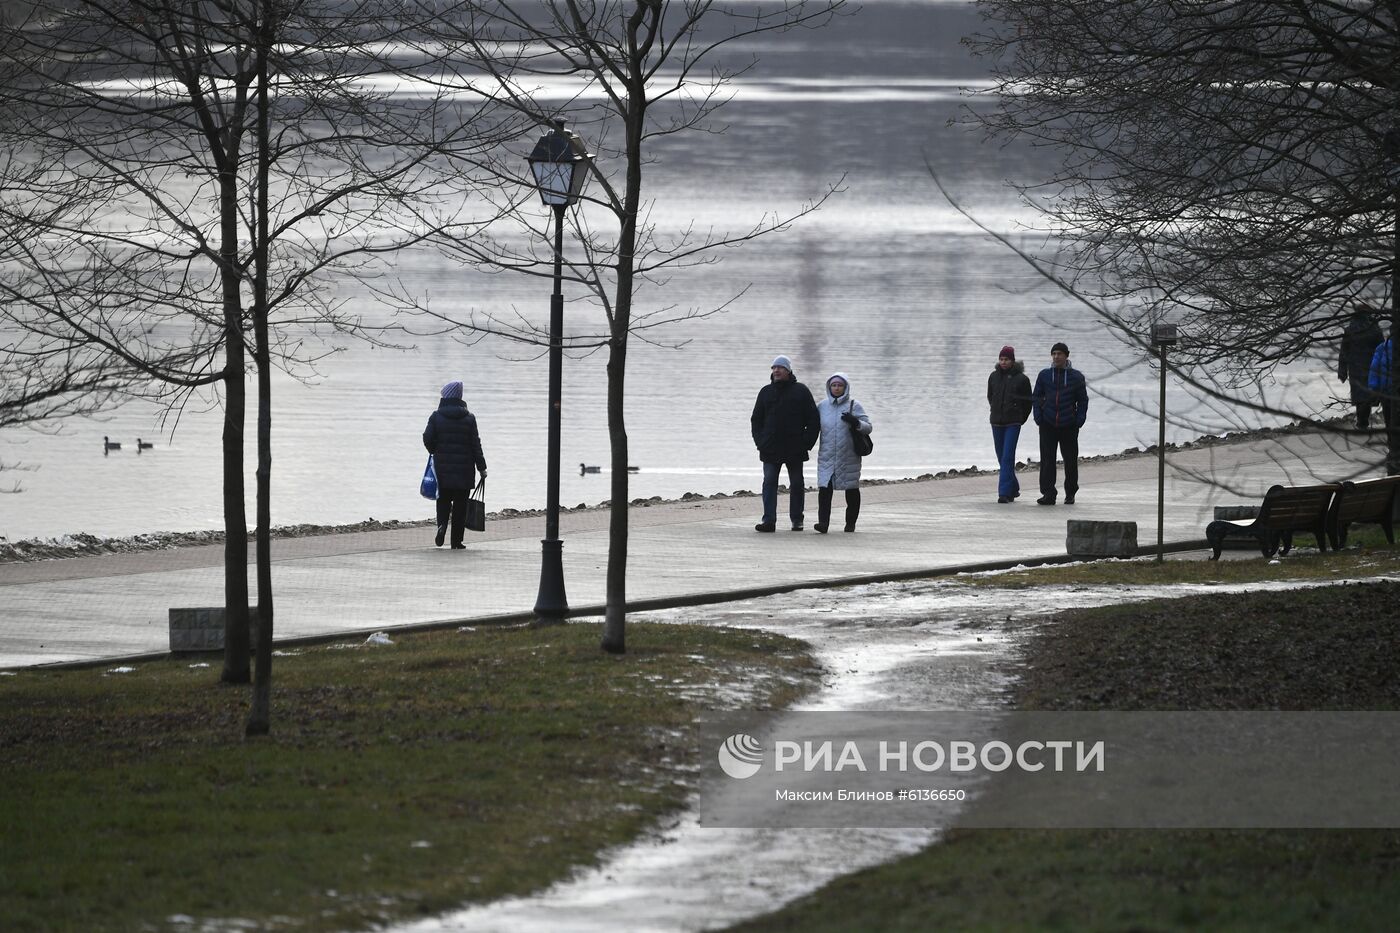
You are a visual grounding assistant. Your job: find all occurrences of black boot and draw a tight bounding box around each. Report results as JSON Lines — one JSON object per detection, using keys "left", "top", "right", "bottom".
{"left": 844, "top": 487, "right": 861, "bottom": 532}
{"left": 816, "top": 485, "right": 833, "bottom": 535}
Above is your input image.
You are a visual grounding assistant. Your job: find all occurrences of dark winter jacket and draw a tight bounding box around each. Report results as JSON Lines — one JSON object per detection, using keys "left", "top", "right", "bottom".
{"left": 1340, "top": 314, "right": 1384, "bottom": 403}
{"left": 987, "top": 361, "right": 1033, "bottom": 426}
{"left": 423, "top": 398, "right": 487, "bottom": 491}
{"left": 751, "top": 375, "right": 820, "bottom": 463}
{"left": 1032, "top": 364, "right": 1088, "bottom": 428}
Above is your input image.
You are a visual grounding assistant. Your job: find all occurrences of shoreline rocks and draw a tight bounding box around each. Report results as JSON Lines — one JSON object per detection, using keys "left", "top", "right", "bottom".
{"left": 0, "top": 416, "right": 1364, "bottom": 564}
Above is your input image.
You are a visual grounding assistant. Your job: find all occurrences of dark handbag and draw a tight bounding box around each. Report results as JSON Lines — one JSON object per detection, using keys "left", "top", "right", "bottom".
{"left": 419, "top": 455, "right": 438, "bottom": 500}
{"left": 846, "top": 401, "right": 873, "bottom": 457}
{"left": 464, "top": 477, "right": 487, "bottom": 532}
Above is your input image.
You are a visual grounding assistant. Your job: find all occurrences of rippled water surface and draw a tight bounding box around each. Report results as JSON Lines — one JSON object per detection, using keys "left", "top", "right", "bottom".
{"left": 0, "top": 2, "right": 1335, "bottom": 540}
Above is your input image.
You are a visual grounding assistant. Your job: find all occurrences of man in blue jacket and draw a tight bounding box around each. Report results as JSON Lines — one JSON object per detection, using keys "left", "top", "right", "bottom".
{"left": 1371, "top": 332, "right": 1394, "bottom": 439}
{"left": 1031, "top": 342, "right": 1088, "bottom": 505}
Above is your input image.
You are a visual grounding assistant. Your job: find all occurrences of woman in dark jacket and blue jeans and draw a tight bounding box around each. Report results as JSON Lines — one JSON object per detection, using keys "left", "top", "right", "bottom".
{"left": 987, "top": 345, "right": 1033, "bottom": 503}
{"left": 424, "top": 381, "right": 487, "bottom": 549}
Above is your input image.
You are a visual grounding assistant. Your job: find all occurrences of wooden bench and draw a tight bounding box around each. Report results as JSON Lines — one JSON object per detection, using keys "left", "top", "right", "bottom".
{"left": 1326, "top": 475, "right": 1400, "bottom": 549}
{"left": 1206, "top": 483, "right": 1339, "bottom": 560}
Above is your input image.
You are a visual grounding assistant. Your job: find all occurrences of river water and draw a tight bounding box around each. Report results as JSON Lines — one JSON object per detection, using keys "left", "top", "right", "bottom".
{"left": 0, "top": 1, "right": 1337, "bottom": 541}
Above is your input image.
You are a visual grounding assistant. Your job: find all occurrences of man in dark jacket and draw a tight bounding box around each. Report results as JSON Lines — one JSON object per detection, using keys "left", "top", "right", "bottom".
{"left": 1031, "top": 341, "right": 1088, "bottom": 505}
{"left": 1339, "top": 306, "right": 1384, "bottom": 429}
{"left": 750, "top": 355, "right": 820, "bottom": 532}
{"left": 423, "top": 381, "right": 487, "bottom": 549}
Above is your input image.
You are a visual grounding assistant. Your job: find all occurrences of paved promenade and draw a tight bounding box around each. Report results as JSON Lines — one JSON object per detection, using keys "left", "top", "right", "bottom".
{"left": 0, "top": 430, "right": 1382, "bottom": 669}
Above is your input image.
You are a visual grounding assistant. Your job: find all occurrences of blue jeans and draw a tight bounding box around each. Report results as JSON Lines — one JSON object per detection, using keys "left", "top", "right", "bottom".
{"left": 991, "top": 424, "right": 1022, "bottom": 499}
{"left": 761, "top": 459, "right": 806, "bottom": 526}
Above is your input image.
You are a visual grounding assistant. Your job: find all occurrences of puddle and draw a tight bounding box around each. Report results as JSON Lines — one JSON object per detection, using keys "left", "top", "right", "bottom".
{"left": 388, "top": 575, "right": 1393, "bottom": 932}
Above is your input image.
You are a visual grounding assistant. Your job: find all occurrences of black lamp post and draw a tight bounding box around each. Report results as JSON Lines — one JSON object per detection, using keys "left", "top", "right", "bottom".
{"left": 527, "top": 119, "right": 591, "bottom": 622}
{"left": 1150, "top": 323, "right": 1179, "bottom": 563}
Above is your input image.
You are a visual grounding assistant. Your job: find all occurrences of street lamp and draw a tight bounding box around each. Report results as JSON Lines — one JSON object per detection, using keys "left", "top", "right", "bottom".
{"left": 1150, "top": 323, "right": 1179, "bottom": 563}
{"left": 527, "top": 119, "right": 591, "bottom": 623}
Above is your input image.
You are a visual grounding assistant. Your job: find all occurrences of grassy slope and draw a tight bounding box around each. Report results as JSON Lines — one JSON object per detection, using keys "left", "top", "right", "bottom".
{"left": 0, "top": 622, "right": 819, "bottom": 932}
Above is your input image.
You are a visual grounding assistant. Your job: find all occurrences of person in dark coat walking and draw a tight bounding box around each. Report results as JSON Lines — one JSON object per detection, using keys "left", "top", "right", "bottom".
{"left": 423, "top": 381, "right": 487, "bottom": 549}
{"left": 750, "top": 355, "right": 820, "bottom": 532}
{"left": 1031, "top": 341, "right": 1088, "bottom": 505}
{"left": 987, "top": 345, "right": 1033, "bottom": 503}
{"left": 1339, "top": 306, "right": 1384, "bottom": 429}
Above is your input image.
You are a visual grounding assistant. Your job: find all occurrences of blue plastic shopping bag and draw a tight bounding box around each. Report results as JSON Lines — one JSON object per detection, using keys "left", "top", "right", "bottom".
{"left": 419, "top": 455, "right": 438, "bottom": 500}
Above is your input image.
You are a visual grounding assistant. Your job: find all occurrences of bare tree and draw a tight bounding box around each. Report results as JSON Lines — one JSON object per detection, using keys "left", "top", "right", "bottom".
{"left": 399, "top": 0, "right": 843, "bottom": 653}
{"left": 0, "top": 1, "right": 505, "bottom": 728}
{"left": 0, "top": 9, "right": 193, "bottom": 489}
{"left": 964, "top": 0, "right": 1400, "bottom": 474}
{"left": 0, "top": 335, "right": 139, "bottom": 493}
{"left": 0, "top": 210, "right": 141, "bottom": 450}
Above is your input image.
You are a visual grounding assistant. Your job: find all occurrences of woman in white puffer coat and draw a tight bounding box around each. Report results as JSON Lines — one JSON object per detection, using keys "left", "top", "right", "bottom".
{"left": 814, "top": 372, "right": 873, "bottom": 533}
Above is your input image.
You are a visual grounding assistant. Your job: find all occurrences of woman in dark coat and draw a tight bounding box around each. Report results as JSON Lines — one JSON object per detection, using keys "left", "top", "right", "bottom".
{"left": 423, "top": 381, "right": 487, "bottom": 549}
{"left": 987, "top": 345, "right": 1033, "bottom": 503}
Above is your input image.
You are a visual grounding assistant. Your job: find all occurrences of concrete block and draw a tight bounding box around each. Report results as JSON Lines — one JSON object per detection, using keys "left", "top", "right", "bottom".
{"left": 169, "top": 606, "right": 260, "bottom": 653}
{"left": 1066, "top": 520, "right": 1138, "bottom": 558}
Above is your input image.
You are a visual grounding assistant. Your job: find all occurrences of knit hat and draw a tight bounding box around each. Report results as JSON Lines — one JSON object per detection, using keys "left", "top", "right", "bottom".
{"left": 441, "top": 381, "right": 463, "bottom": 399}
{"left": 770, "top": 355, "right": 793, "bottom": 372}
{"left": 999, "top": 345, "right": 1015, "bottom": 360}
{"left": 1051, "top": 341, "right": 1070, "bottom": 356}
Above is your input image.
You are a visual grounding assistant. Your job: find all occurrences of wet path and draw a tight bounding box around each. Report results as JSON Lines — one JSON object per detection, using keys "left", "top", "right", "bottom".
{"left": 389, "top": 575, "right": 1371, "bottom": 932}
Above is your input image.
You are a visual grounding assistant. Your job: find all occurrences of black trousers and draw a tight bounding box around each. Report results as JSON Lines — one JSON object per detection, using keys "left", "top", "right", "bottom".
{"left": 818, "top": 481, "right": 862, "bottom": 529}
{"left": 1038, "top": 425, "right": 1079, "bottom": 501}
{"left": 437, "top": 487, "right": 470, "bottom": 546}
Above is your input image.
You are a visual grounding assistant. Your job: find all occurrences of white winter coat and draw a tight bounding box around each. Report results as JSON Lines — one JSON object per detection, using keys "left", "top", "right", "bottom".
{"left": 816, "top": 372, "right": 872, "bottom": 490}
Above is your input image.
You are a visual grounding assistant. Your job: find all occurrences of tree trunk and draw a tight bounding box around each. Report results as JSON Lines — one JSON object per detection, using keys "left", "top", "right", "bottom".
{"left": 247, "top": 0, "right": 275, "bottom": 735}
{"left": 218, "top": 167, "right": 251, "bottom": 685}
{"left": 601, "top": 331, "right": 628, "bottom": 654}
{"left": 600, "top": 63, "right": 649, "bottom": 656}
{"left": 1389, "top": 188, "right": 1399, "bottom": 476}
{"left": 247, "top": 342, "right": 273, "bottom": 729}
